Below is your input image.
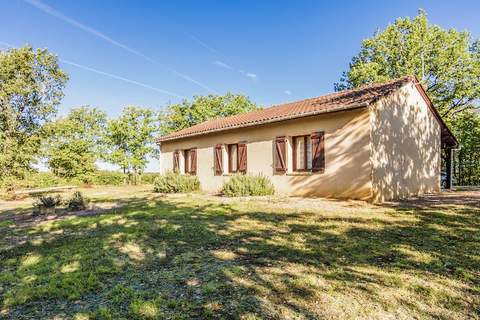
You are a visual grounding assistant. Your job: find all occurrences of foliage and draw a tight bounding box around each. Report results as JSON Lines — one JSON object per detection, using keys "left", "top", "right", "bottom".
{"left": 34, "top": 194, "right": 62, "bottom": 209}
{"left": 0, "top": 189, "right": 478, "bottom": 318}
{"left": 91, "top": 171, "right": 125, "bottom": 186}
{"left": 103, "top": 106, "right": 159, "bottom": 183}
{"left": 153, "top": 171, "right": 200, "bottom": 193}
{"left": 160, "top": 92, "right": 258, "bottom": 134}
{"left": 0, "top": 45, "right": 68, "bottom": 180}
{"left": 66, "top": 191, "right": 89, "bottom": 211}
{"left": 43, "top": 106, "right": 107, "bottom": 180}
{"left": 335, "top": 10, "right": 480, "bottom": 121}
{"left": 222, "top": 174, "right": 275, "bottom": 197}
{"left": 453, "top": 110, "right": 480, "bottom": 185}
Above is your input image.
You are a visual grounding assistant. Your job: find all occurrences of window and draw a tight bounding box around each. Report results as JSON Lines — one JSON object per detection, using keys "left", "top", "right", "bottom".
{"left": 184, "top": 148, "right": 197, "bottom": 175}
{"left": 292, "top": 135, "right": 312, "bottom": 171}
{"left": 291, "top": 132, "right": 325, "bottom": 173}
{"left": 225, "top": 142, "right": 247, "bottom": 174}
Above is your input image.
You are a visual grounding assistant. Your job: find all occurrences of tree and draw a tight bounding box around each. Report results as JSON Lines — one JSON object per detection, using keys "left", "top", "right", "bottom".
{"left": 335, "top": 10, "right": 480, "bottom": 121}
{"left": 160, "top": 92, "right": 258, "bottom": 134}
{"left": 43, "top": 107, "right": 107, "bottom": 179}
{"left": 0, "top": 46, "right": 68, "bottom": 180}
{"left": 452, "top": 110, "right": 480, "bottom": 185}
{"left": 104, "top": 106, "right": 158, "bottom": 183}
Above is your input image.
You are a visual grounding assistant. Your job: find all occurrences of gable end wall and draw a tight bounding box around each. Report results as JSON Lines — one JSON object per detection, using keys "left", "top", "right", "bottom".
{"left": 370, "top": 84, "right": 441, "bottom": 202}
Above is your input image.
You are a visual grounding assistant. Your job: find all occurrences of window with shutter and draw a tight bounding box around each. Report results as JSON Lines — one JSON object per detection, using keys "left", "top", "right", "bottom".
{"left": 238, "top": 143, "right": 247, "bottom": 173}
{"left": 275, "top": 136, "right": 287, "bottom": 173}
{"left": 311, "top": 132, "right": 325, "bottom": 173}
{"left": 214, "top": 144, "right": 223, "bottom": 175}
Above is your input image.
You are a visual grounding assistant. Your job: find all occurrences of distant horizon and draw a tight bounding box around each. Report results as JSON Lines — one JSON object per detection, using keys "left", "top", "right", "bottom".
{"left": 2, "top": 0, "right": 479, "bottom": 172}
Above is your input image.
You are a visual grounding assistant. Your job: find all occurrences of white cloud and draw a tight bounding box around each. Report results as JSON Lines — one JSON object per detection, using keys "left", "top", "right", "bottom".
{"left": 284, "top": 90, "right": 292, "bottom": 96}
{"left": 246, "top": 73, "right": 257, "bottom": 79}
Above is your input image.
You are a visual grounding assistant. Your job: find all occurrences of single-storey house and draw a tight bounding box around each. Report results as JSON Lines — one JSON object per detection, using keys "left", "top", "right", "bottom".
{"left": 157, "top": 75, "right": 458, "bottom": 202}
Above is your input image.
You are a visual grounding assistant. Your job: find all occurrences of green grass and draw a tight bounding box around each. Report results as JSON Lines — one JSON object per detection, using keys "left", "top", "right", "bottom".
{"left": 0, "top": 187, "right": 479, "bottom": 319}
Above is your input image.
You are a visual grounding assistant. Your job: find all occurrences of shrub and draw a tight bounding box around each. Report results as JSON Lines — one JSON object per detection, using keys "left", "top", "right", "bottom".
{"left": 153, "top": 171, "right": 200, "bottom": 193}
{"left": 222, "top": 174, "right": 275, "bottom": 197}
{"left": 66, "top": 191, "right": 89, "bottom": 211}
{"left": 33, "top": 194, "right": 62, "bottom": 214}
{"left": 91, "top": 171, "right": 125, "bottom": 186}
{"left": 139, "top": 172, "right": 158, "bottom": 184}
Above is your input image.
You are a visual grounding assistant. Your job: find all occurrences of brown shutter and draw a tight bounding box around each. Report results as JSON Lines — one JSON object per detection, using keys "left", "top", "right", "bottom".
{"left": 190, "top": 148, "right": 197, "bottom": 175}
{"left": 214, "top": 144, "right": 223, "bottom": 176}
{"left": 311, "top": 132, "right": 325, "bottom": 173}
{"left": 173, "top": 150, "right": 180, "bottom": 172}
{"left": 238, "top": 142, "right": 247, "bottom": 173}
{"left": 275, "top": 136, "right": 287, "bottom": 173}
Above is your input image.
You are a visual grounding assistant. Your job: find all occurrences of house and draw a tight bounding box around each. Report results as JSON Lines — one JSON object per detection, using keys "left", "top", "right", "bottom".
{"left": 157, "top": 76, "right": 458, "bottom": 202}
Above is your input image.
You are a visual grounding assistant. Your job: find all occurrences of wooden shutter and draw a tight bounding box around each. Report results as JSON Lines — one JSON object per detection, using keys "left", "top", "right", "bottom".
{"left": 275, "top": 136, "right": 287, "bottom": 173}
{"left": 311, "top": 132, "right": 325, "bottom": 173}
{"left": 190, "top": 148, "right": 197, "bottom": 175}
{"left": 173, "top": 150, "right": 180, "bottom": 172}
{"left": 214, "top": 144, "right": 223, "bottom": 176}
{"left": 238, "top": 142, "right": 247, "bottom": 173}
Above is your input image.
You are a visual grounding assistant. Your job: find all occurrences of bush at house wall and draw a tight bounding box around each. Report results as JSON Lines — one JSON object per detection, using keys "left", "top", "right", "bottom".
{"left": 222, "top": 174, "right": 275, "bottom": 197}
{"left": 153, "top": 171, "right": 200, "bottom": 193}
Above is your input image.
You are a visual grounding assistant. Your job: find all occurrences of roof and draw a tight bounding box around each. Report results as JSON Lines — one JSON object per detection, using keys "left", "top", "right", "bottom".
{"left": 158, "top": 75, "right": 458, "bottom": 147}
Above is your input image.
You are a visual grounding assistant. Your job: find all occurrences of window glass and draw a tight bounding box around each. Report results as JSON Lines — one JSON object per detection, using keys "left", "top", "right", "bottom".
{"left": 184, "top": 149, "right": 191, "bottom": 173}
{"left": 296, "top": 137, "right": 305, "bottom": 170}
{"left": 228, "top": 144, "right": 238, "bottom": 172}
{"left": 293, "top": 136, "right": 312, "bottom": 171}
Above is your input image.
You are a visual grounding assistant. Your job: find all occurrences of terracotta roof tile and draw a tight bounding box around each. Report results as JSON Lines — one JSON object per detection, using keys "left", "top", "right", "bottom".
{"left": 158, "top": 75, "right": 416, "bottom": 142}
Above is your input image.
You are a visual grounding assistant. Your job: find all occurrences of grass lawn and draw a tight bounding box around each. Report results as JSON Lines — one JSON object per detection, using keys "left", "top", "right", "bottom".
{"left": 0, "top": 186, "right": 479, "bottom": 319}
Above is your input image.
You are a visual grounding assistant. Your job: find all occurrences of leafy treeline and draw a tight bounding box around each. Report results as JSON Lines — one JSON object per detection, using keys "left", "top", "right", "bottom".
{"left": 337, "top": 10, "right": 480, "bottom": 185}
{"left": 0, "top": 45, "right": 257, "bottom": 187}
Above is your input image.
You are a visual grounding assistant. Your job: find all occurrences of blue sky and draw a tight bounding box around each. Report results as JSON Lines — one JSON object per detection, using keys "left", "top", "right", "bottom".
{"left": 1, "top": 0, "right": 479, "bottom": 171}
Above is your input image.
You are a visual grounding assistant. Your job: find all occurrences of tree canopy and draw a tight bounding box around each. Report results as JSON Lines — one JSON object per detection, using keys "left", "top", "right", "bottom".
{"left": 43, "top": 107, "right": 107, "bottom": 179}
{"left": 0, "top": 46, "right": 68, "bottom": 179}
{"left": 103, "top": 106, "right": 158, "bottom": 181}
{"left": 335, "top": 10, "right": 480, "bottom": 120}
{"left": 160, "top": 92, "right": 258, "bottom": 134}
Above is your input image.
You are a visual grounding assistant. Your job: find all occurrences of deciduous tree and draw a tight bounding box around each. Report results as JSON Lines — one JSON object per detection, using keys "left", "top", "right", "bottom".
{"left": 0, "top": 46, "right": 68, "bottom": 179}
{"left": 43, "top": 107, "right": 107, "bottom": 180}
{"left": 160, "top": 92, "right": 258, "bottom": 134}
{"left": 336, "top": 10, "right": 480, "bottom": 120}
{"left": 104, "top": 106, "right": 158, "bottom": 183}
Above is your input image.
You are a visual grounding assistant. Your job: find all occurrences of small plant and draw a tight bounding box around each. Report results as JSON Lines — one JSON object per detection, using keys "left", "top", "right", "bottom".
{"left": 66, "top": 191, "right": 89, "bottom": 211}
{"left": 34, "top": 194, "right": 62, "bottom": 215}
{"left": 153, "top": 171, "right": 200, "bottom": 193}
{"left": 222, "top": 174, "right": 275, "bottom": 197}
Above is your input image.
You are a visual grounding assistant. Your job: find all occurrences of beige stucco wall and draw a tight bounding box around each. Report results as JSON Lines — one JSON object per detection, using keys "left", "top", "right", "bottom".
{"left": 370, "top": 83, "right": 441, "bottom": 202}
{"left": 160, "top": 108, "right": 373, "bottom": 200}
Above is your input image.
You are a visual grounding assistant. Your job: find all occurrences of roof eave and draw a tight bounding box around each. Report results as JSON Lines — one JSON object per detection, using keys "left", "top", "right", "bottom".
{"left": 157, "top": 101, "right": 370, "bottom": 143}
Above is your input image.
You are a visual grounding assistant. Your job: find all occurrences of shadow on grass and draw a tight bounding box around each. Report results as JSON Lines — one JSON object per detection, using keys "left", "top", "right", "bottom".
{"left": 0, "top": 192, "right": 479, "bottom": 319}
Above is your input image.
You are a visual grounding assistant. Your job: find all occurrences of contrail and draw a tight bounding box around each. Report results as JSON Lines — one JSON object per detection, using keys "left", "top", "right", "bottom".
{"left": 184, "top": 32, "right": 222, "bottom": 56}
{"left": 24, "top": 0, "right": 218, "bottom": 94}
{"left": 185, "top": 32, "right": 258, "bottom": 81}
{"left": 1, "top": 40, "right": 185, "bottom": 99}
{"left": 60, "top": 59, "right": 187, "bottom": 99}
